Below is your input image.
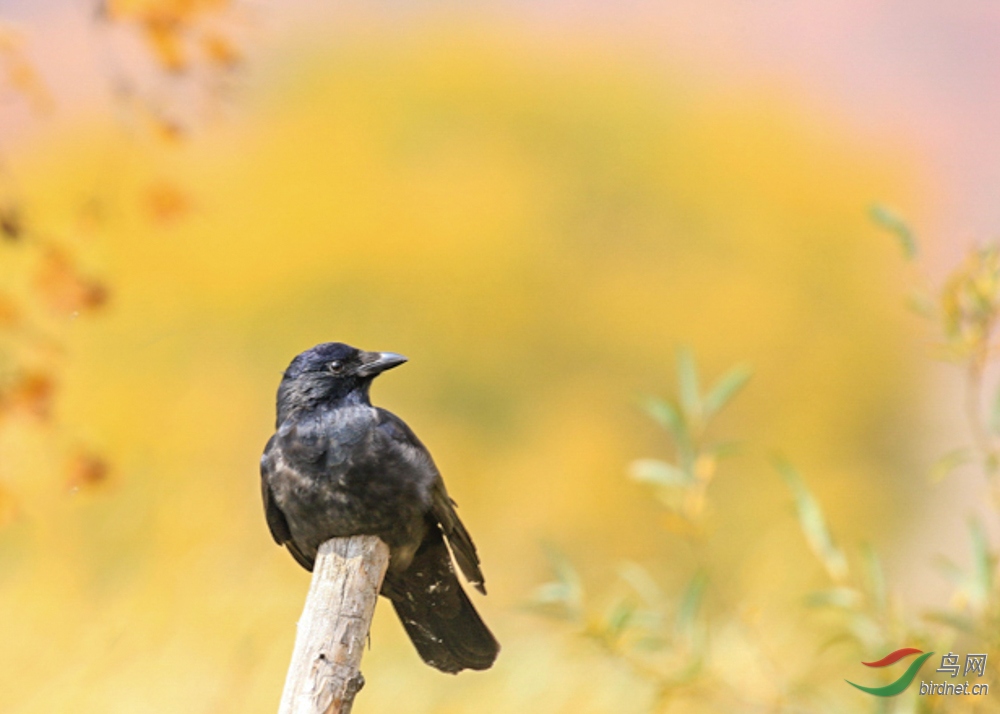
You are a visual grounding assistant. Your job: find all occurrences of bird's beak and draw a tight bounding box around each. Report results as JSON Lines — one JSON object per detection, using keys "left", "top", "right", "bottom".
{"left": 357, "top": 351, "right": 408, "bottom": 377}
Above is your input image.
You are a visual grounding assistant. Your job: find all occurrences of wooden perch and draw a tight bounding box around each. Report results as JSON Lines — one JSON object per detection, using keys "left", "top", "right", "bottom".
{"left": 279, "top": 535, "right": 391, "bottom": 714}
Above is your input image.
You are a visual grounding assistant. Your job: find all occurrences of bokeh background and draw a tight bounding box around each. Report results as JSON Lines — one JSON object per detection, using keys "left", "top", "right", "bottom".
{"left": 1, "top": 1, "right": 999, "bottom": 712}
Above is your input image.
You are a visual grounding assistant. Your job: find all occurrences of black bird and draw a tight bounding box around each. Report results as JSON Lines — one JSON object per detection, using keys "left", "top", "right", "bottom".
{"left": 260, "top": 342, "right": 499, "bottom": 673}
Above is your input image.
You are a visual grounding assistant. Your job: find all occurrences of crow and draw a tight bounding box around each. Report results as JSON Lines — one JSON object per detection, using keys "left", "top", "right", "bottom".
{"left": 260, "top": 342, "right": 499, "bottom": 673}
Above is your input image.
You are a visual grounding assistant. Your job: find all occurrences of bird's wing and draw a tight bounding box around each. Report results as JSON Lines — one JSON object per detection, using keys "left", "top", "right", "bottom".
{"left": 430, "top": 478, "right": 486, "bottom": 594}
{"left": 375, "top": 408, "right": 487, "bottom": 594}
{"left": 261, "top": 436, "right": 315, "bottom": 571}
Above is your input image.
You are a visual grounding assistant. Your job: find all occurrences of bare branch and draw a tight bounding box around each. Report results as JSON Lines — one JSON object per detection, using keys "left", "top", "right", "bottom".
{"left": 279, "top": 535, "right": 391, "bottom": 714}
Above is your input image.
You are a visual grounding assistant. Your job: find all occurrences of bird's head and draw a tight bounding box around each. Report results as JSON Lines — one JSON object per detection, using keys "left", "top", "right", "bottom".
{"left": 277, "top": 342, "right": 407, "bottom": 421}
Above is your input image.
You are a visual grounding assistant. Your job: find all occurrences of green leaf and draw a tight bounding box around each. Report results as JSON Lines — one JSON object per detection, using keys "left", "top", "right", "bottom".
{"left": 845, "top": 613, "right": 882, "bottom": 649}
{"left": 932, "top": 554, "right": 965, "bottom": 585}
{"left": 705, "top": 441, "right": 742, "bottom": 460}
{"left": 968, "top": 517, "right": 994, "bottom": 605}
{"left": 775, "top": 458, "right": 849, "bottom": 582}
{"left": 703, "top": 364, "right": 753, "bottom": 418}
{"left": 905, "top": 289, "right": 936, "bottom": 319}
{"left": 929, "top": 447, "right": 973, "bottom": 483}
{"left": 629, "top": 459, "right": 692, "bottom": 487}
{"left": 860, "top": 543, "right": 887, "bottom": 614}
{"left": 676, "top": 347, "right": 702, "bottom": 420}
{"left": 817, "top": 632, "right": 860, "bottom": 655}
{"left": 990, "top": 384, "right": 1000, "bottom": 435}
{"left": 530, "top": 582, "right": 577, "bottom": 613}
{"left": 531, "top": 543, "right": 584, "bottom": 618}
{"left": 618, "top": 561, "right": 664, "bottom": 605}
{"left": 925, "top": 611, "right": 977, "bottom": 634}
{"left": 633, "top": 635, "right": 670, "bottom": 651}
{"left": 641, "top": 396, "right": 686, "bottom": 442}
{"left": 676, "top": 570, "right": 708, "bottom": 637}
{"left": 869, "top": 203, "right": 917, "bottom": 259}
{"left": 805, "top": 587, "right": 861, "bottom": 609}
{"left": 603, "top": 596, "right": 636, "bottom": 641}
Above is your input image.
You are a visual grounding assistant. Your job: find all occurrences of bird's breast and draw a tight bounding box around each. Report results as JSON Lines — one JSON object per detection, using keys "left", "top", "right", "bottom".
{"left": 267, "top": 405, "right": 426, "bottom": 550}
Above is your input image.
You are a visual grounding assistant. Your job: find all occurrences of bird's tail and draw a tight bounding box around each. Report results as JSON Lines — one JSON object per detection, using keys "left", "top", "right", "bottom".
{"left": 382, "top": 528, "right": 499, "bottom": 674}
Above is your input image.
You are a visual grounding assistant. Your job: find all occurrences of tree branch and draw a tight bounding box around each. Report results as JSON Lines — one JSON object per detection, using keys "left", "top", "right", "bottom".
{"left": 279, "top": 535, "right": 391, "bottom": 714}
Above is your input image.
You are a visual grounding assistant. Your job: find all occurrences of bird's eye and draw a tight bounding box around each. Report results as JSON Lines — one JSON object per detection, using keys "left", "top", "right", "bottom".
{"left": 328, "top": 360, "right": 343, "bottom": 373}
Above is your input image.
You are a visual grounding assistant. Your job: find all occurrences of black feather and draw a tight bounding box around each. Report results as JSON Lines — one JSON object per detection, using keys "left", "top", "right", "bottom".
{"left": 383, "top": 527, "right": 498, "bottom": 673}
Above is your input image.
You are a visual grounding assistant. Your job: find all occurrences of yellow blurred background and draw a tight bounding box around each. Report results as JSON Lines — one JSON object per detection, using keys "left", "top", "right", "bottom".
{"left": 1, "top": 2, "right": 993, "bottom": 712}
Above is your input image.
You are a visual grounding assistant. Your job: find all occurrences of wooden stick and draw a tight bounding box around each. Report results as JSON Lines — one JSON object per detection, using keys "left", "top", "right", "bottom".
{"left": 279, "top": 535, "right": 391, "bottom": 714}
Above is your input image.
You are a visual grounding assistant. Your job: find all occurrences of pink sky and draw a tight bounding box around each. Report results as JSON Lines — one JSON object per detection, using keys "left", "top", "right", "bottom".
{"left": 518, "top": 0, "right": 1000, "bottom": 258}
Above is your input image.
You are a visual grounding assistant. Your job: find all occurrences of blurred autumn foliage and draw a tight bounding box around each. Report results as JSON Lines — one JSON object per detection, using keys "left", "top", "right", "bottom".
{"left": 0, "top": 1, "right": 242, "bottom": 505}
{"left": 1, "top": 8, "right": 988, "bottom": 714}
{"left": 0, "top": 27, "right": 50, "bottom": 113}
{"left": 102, "top": 0, "right": 240, "bottom": 74}
{"left": 529, "top": 234, "right": 1000, "bottom": 713}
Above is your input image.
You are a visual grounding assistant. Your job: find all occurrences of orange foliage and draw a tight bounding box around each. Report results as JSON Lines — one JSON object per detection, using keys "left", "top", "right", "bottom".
{"left": 201, "top": 31, "right": 240, "bottom": 69}
{"left": 141, "top": 11, "right": 187, "bottom": 72}
{"left": 66, "top": 449, "right": 111, "bottom": 491}
{"left": 0, "top": 204, "right": 22, "bottom": 241}
{"left": 33, "top": 248, "right": 109, "bottom": 316}
{"left": 103, "top": 0, "right": 238, "bottom": 74}
{"left": 145, "top": 180, "right": 192, "bottom": 224}
{"left": 0, "top": 25, "right": 51, "bottom": 112}
{"left": 0, "top": 371, "right": 55, "bottom": 421}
